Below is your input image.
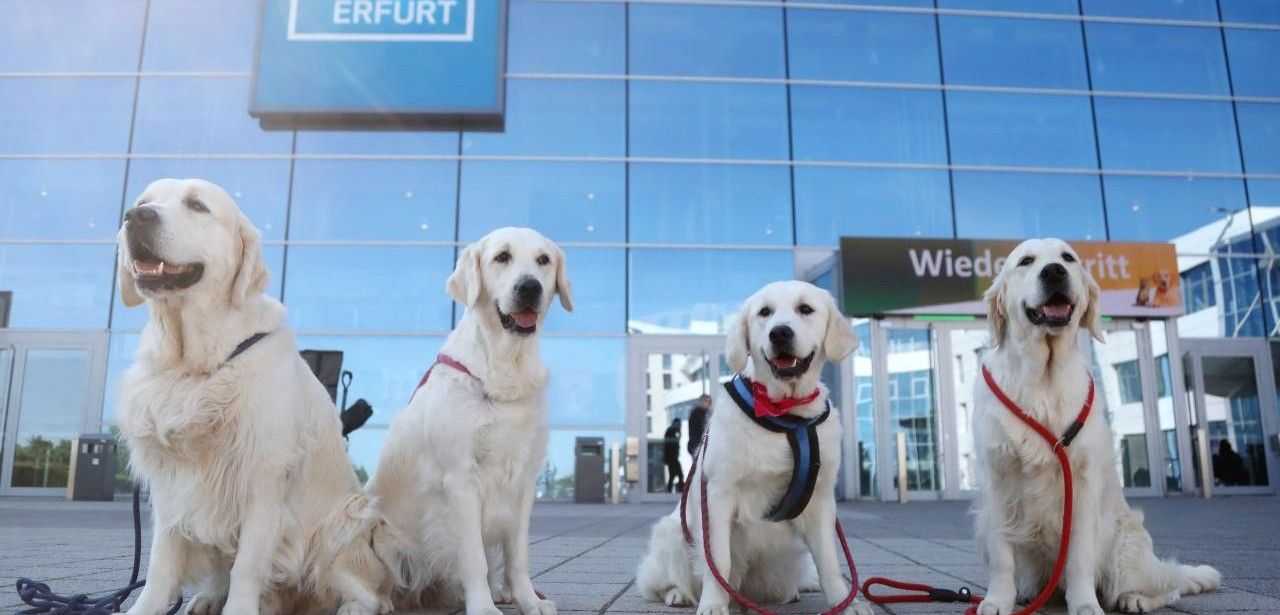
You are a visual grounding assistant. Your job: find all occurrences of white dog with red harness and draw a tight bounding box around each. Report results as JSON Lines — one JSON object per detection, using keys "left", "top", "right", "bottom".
{"left": 636, "top": 281, "right": 871, "bottom": 615}
{"left": 368, "top": 227, "right": 571, "bottom": 615}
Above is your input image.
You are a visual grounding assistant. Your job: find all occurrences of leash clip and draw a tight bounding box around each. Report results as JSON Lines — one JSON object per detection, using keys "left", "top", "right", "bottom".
{"left": 928, "top": 586, "right": 972, "bottom": 603}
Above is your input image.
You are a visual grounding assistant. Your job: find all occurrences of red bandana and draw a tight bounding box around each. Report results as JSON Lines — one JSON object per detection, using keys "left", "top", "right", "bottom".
{"left": 748, "top": 381, "right": 821, "bottom": 418}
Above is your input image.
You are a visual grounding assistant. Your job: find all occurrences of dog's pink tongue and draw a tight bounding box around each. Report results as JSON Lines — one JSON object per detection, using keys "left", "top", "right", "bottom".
{"left": 513, "top": 310, "right": 538, "bottom": 328}
{"left": 1043, "top": 303, "right": 1071, "bottom": 318}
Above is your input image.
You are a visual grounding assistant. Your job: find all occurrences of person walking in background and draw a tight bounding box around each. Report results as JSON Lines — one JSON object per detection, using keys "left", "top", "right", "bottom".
{"left": 1213, "top": 440, "right": 1249, "bottom": 486}
{"left": 663, "top": 419, "right": 684, "bottom": 493}
{"left": 687, "top": 394, "right": 712, "bottom": 456}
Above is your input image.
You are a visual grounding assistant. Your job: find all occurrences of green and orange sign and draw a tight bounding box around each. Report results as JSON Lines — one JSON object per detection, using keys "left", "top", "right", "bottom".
{"left": 839, "top": 237, "right": 1183, "bottom": 318}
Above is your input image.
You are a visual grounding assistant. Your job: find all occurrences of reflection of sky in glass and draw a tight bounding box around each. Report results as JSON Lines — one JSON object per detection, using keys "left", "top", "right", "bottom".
{"left": 1237, "top": 104, "right": 1280, "bottom": 174}
{"left": 630, "top": 164, "right": 791, "bottom": 245}
{"left": 102, "top": 333, "right": 140, "bottom": 424}
{"left": 630, "top": 82, "right": 788, "bottom": 159}
{"left": 953, "top": 172, "right": 1105, "bottom": 240}
{"left": 791, "top": 87, "right": 946, "bottom": 164}
{"left": 938, "top": 0, "right": 1076, "bottom": 13}
{"left": 463, "top": 80, "right": 624, "bottom": 156}
{"left": 0, "top": 0, "right": 144, "bottom": 71}
{"left": 143, "top": 0, "right": 256, "bottom": 71}
{"left": 789, "top": 10, "right": 938, "bottom": 83}
{"left": 0, "top": 160, "right": 124, "bottom": 240}
{"left": 795, "top": 168, "right": 953, "bottom": 245}
{"left": 1087, "top": 23, "right": 1229, "bottom": 95}
{"left": 541, "top": 248, "right": 624, "bottom": 334}
{"left": 290, "top": 160, "right": 457, "bottom": 241}
{"left": 948, "top": 93, "right": 1097, "bottom": 168}
{"left": 1225, "top": 29, "right": 1280, "bottom": 97}
{"left": 284, "top": 246, "right": 453, "bottom": 331}
{"left": 459, "top": 162, "right": 624, "bottom": 243}
{"left": 15, "top": 349, "right": 89, "bottom": 441}
{"left": 1, "top": 244, "right": 115, "bottom": 328}
{"left": 940, "top": 16, "right": 1087, "bottom": 88}
{"left": 629, "top": 249, "right": 792, "bottom": 333}
{"left": 508, "top": 1, "right": 623, "bottom": 74}
{"left": 1105, "top": 177, "right": 1248, "bottom": 242}
{"left": 543, "top": 338, "right": 626, "bottom": 427}
{"left": 0, "top": 78, "right": 134, "bottom": 153}
{"left": 1095, "top": 99, "right": 1241, "bottom": 173}
{"left": 132, "top": 77, "right": 293, "bottom": 154}
{"left": 629, "top": 4, "right": 783, "bottom": 78}
{"left": 1083, "top": 0, "right": 1218, "bottom": 19}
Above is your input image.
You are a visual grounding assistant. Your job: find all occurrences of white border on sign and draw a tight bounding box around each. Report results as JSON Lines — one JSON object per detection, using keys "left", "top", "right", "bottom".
{"left": 287, "top": 0, "right": 476, "bottom": 42}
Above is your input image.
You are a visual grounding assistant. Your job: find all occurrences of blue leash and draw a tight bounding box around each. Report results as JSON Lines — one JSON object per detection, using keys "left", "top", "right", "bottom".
{"left": 14, "top": 484, "right": 182, "bottom": 614}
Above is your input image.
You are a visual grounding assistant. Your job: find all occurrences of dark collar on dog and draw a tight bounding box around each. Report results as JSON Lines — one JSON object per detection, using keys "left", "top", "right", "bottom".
{"left": 224, "top": 332, "right": 270, "bottom": 364}
{"left": 723, "top": 375, "right": 830, "bottom": 522}
{"left": 412, "top": 353, "right": 480, "bottom": 399}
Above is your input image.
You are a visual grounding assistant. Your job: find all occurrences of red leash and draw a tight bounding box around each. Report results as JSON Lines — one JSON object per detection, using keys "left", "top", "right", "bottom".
{"left": 679, "top": 430, "right": 861, "bottom": 615}
{"left": 862, "top": 364, "right": 1093, "bottom": 615}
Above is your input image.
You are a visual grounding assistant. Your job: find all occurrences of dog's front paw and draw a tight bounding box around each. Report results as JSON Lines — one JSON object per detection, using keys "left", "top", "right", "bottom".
{"left": 517, "top": 597, "right": 556, "bottom": 615}
{"left": 336, "top": 602, "right": 379, "bottom": 615}
{"left": 841, "top": 599, "right": 873, "bottom": 615}
{"left": 186, "top": 590, "right": 228, "bottom": 615}
{"left": 490, "top": 583, "right": 513, "bottom": 604}
{"left": 1068, "top": 599, "right": 1104, "bottom": 615}
{"left": 977, "top": 596, "right": 1014, "bottom": 615}
{"left": 220, "top": 595, "right": 259, "bottom": 615}
{"left": 466, "top": 602, "right": 504, "bottom": 615}
{"left": 663, "top": 588, "right": 694, "bottom": 606}
{"left": 696, "top": 600, "right": 731, "bottom": 615}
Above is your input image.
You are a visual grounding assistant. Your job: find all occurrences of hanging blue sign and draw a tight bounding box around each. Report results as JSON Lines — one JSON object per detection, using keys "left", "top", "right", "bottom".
{"left": 251, "top": 0, "right": 506, "bottom": 129}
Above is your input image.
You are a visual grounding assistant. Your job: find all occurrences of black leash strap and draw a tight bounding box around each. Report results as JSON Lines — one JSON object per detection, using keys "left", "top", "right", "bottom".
{"left": 15, "top": 485, "right": 182, "bottom": 614}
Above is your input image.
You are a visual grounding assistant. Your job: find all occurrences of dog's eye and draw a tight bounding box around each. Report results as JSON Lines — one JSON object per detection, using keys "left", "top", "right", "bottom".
{"left": 797, "top": 304, "right": 814, "bottom": 315}
{"left": 758, "top": 306, "right": 773, "bottom": 318}
{"left": 494, "top": 251, "right": 511, "bottom": 264}
{"left": 1061, "top": 252, "right": 1076, "bottom": 263}
{"left": 185, "top": 198, "right": 208, "bottom": 214}
{"left": 1018, "top": 255, "right": 1035, "bottom": 267}
{"left": 536, "top": 254, "right": 550, "bottom": 266}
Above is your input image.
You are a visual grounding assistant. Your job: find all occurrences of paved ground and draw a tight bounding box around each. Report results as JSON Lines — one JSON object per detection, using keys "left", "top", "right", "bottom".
{"left": 1, "top": 496, "right": 1276, "bottom": 614}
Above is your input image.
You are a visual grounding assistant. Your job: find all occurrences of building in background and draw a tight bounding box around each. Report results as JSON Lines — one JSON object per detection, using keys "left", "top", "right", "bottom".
{"left": 2, "top": 0, "right": 1279, "bottom": 500}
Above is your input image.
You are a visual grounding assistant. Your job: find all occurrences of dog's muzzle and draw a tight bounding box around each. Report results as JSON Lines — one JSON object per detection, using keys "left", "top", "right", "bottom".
{"left": 1026, "top": 263, "right": 1074, "bottom": 327}
{"left": 125, "top": 227, "right": 204, "bottom": 292}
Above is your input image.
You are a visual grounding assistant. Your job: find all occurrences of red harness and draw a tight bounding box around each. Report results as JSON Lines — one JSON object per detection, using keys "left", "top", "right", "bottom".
{"left": 862, "top": 364, "right": 1094, "bottom": 615}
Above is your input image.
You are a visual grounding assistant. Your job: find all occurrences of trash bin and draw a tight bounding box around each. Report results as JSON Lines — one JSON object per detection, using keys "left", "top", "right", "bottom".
{"left": 574, "top": 437, "right": 606, "bottom": 504}
{"left": 67, "top": 434, "right": 117, "bottom": 502}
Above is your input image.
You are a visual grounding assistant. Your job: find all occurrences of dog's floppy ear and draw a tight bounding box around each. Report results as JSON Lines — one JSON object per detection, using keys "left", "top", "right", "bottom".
{"left": 554, "top": 244, "right": 574, "bottom": 312}
{"left": 1081, "top": 268, "right": 1105, "bottom": 343}
{"left": 724, "top": 302, "right": 751, "bottom": 374}
{"left": 447, "top": 241, "right": 484, "bottom": 308}
{"left": 822, "top": 291, "right": 858, "bottom": 362}
{"left": 230, "top": 214, "right": 269, "bottom": 308}
{"left": 984, "top": 271, "right": 1008, "bottom": 348}
{"left": 116, "top": 244, "right": 143, "bottom": 308}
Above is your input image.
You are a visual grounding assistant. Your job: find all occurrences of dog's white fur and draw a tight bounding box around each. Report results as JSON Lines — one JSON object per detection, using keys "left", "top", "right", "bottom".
{"left": 636, "top": 281, "right": 870, "bottom": 615}
{"left": 116, "top": 179, "right": 386, "bottom": 615}
{"left": 974, "top": 238, "right": 1221, "bottom": 615}
{"left": 369, "top": 227, "right": 571, "bottom": 615}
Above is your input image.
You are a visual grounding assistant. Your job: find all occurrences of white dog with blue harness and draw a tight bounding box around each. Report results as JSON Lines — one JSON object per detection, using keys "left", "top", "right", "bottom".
{"left": 636, "top": 280, "right": 871, "bottom": 615}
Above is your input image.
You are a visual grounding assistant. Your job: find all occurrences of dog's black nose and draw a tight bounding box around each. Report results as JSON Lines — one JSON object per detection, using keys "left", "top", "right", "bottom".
{"left": 125, "top": 206, "right": 159, "bottom": 225}
{"left": 768, "top": 325, "right": 795, "bottom": 346}
{"left": 1040, "top": 263, "right": 1068, "bottom": 284}
{"left": 515, "top": 277, "right": 542, "bottom": 303}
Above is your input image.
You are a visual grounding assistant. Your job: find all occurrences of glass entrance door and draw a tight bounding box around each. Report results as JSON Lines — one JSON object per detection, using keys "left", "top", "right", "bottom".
{"left": 626, "top": 335, "right": 726, "bottom": 502}
{"left": 0, "top": 331, "right": 108, "bottom": 496}
{"left": 1085, "top": 321, "right": 1165, "bottom": 497}
{"left": 1182, "top": 339, "right": 1280, "bottom": 495}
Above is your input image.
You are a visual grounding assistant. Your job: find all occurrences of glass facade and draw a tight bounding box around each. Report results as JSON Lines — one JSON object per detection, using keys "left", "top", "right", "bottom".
{"left": 3, "top": 0, "right": 1280, "bottom": 496}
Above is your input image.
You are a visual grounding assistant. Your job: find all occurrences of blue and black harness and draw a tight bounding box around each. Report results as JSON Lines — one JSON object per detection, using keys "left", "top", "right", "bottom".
{"left": 723, "top": 375, "right": 830, "bottom": 522}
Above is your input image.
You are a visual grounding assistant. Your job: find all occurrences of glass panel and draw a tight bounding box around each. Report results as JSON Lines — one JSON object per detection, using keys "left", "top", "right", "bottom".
{"left": 543, "top": 248, "right": 625, "bottom": 334}
{"left": 853, "top": 321, "right": 875, "bottom": 497}
{"left": 11, "top": 348, "right": 90, "bottom": 488}
{"left": 507, "top": 1, "right": 624, "bottom": 74}
{"left": 1082, "top": 0, "right": 1219, "bottom": 19}
{"left": 952, "top": 172, "right": 1106, "bottom": 240}
{"left": 628, "top": 249, "right": 793, "bottom": 334}
{"left": 629, "top": 4, "right": 784, "bottom": 78}
{"left": 1221, "top": 0, "right": 1280, "bottom": 24}
{"left": 947, "top": 327, "right": 988, "bottom": 492}
{"left": 937, "top": 0, "right": 1077, "bottom": 13}
{"left": 1225, "top": 29, "right": 1280, "bottom": 98}
{"left": 0, "top": 0, "right": 145, "bottom": 71}
{"left": 790, "top": 87, "right": 947, "bottom": 164}
{"left": 0, "top": 78, "right": 135, "bottom": 153}
{"left": 1236, "top": 103, "right": 1280, "bottom": 175}
{"left": 1201, "top": 355, "right": 1269, "bottom": 486}
{"left": 947, "top": 92, "right": 1097, "bottom": 167}
{"left": 794, "top": 168, "right": 954, "bottom": 245}
{"left": 458, "top": 162, "right": 625, "bottom": 243}
{"left": 1150, "top": 321, "right": 1182, "bottom": 491}
{"left": 887, "top": 328, "right": 940, "bottom": 491}
{"left": 124, "top": 159, "right": 291, "bottom": 240}
{"left": 628, "top": 164, "right": 791, "bottom": 245}
{"left": 1089, "top": 328, "right": 1153, "bottom": 488}
{"left": 463, "top": 80, "right": 624, "bottom": 156}
{"left": 1095, "top": 98, "right": 1241, "bottom": 173}
{"left": 132, "top": 77, "right": 293, "bottom": 154}
{"left": 296, "top": 130, "right": 457, "bottom": 155}
{"left": 111, "top": 246, "right": 285, "bottom": 330}
{"left": 0, "top": 244, "right": 114, "bottom": 328}
{"left": 102, "top": 333, "right": 140, "bottom": 425}
{"left": 939, "top": 16, "right": 1087, "bottom": 89}
{"left": 1176, "top": 256, "right": 1266, "bottom": 338}
{"left": 0, "top": 346, "right": 12, "bottom": 473}
{"left": 1184, "top": 354, "right": 1205, "bottom": 488}
{"left": 284, "top": 246, "right": 454, "bottom": 331}
{"left": 1103, "top": 176, "right": 1249, "bottom": 243}
{"left": 643, "top": 351, "right": 712, "bottom": 494}
{"left": 1086, "top": 23, "right": 1229, "bottom": 95}
{"left": 289, "top": 160, "right": 457, "bottom": 241}
{"left": 0, "top": 160, "right": 124, "bottom": 240}
{"left": 630, "top": 82, "right": 789, "bottom": 159}
{"left": 294, "top": 335, "right": 444, "bottom": 427}
{"left": 347, "top": 427, "right": 386, "bottom": 485}
{"left": 143, "top": 0, "right": 257, "bottom": 71}
{"left": 544, "top": 338, "right": 625, "bottom": 427}
{"left": 788, "top": 10, "right": 939, "bottom": 83}
{"left": 540, "top": 429, "right": 624, "bottom": 500}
